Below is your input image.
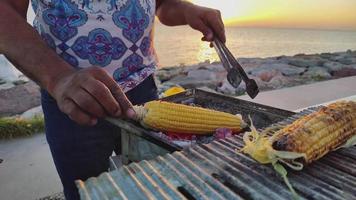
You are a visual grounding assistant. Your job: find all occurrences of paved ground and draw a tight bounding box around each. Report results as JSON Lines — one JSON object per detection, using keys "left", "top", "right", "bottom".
{"left": 0, "top": 134, "right": 61, "bottom": 200}
{"left": 0, "top": 76, "right": 355, "bottom": 200}
{"left": 239, "top": 76, "right": 356, "bottom": 111}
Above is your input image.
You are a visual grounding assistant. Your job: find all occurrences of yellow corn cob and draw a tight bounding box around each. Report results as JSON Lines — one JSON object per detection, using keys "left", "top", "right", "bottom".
{"left": 272, "top": 101, "right": 356, "bottom": 163}
{"left": 133, "top": 100, "right": 247, "bottom": 134}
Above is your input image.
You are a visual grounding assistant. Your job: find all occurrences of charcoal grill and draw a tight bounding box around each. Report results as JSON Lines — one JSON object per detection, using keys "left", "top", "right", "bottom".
{"left": 77, "top": 107, "right": 356, "bottom": 200}
{"left": 108, "top": 89, "right": 294, "bottom": 165}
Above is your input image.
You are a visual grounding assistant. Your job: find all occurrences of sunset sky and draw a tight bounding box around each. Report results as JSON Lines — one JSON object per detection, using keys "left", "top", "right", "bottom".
{"left": 26, "top": 1, "right": 356, "bottom": 31}
{"left": 192, "top": 0, "right": 356, "bottom": 31}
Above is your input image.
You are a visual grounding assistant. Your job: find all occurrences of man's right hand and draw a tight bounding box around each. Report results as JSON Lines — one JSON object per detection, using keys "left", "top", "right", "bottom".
{"left": 48, "top": 67, "right": 136, "bottom": 126}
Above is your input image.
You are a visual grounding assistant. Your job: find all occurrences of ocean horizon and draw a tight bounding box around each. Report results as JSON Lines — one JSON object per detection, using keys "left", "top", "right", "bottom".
{"left": 154, "top": 24, "right": 356, "bottom": 67}
{"left": 1, "top": 25, "right": 356, "bottom": 79}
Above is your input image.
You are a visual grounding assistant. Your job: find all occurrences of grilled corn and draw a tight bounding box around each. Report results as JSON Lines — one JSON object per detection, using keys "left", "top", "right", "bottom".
{"left": 272, "top": 101, "right": 356, "bottom": 163}
{"left": 133, "top": 100, "right": 247, "bottom": 134}
{"left": 240, "top": 101, "right": 356, "bottom": 199}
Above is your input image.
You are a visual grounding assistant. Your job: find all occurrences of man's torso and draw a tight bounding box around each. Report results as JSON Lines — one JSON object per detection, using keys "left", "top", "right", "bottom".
{"left": 31, "top": 0, "right": 157, "bottom": 92}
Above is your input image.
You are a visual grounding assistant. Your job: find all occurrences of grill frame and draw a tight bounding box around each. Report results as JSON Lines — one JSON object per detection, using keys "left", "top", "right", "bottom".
{"left": 78, "top": 104, "right": 356, "bottom": 200}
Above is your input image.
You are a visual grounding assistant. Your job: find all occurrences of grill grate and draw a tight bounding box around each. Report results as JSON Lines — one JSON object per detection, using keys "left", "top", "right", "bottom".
{"left": 77, "top": 107, "right": 356, "bottom": 200}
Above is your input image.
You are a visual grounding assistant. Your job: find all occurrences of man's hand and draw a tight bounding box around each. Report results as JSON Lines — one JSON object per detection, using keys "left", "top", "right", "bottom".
{"left": 183, "top": 4, "right": 226, "bottom": 43}
{"left": 156, "top": 0, "right": 226, "bottom": 43}
{"left": 49, "top": 67, "right": 135, "bottom": 126}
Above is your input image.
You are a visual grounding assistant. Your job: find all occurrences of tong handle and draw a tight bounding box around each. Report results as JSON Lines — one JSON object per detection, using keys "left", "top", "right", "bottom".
{"left": 213, "top": 38, "right": 249, "bottom": 81}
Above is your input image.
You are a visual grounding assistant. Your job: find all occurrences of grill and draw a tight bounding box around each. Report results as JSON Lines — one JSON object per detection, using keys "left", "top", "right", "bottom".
{"left": 76, "top": 107, "right": 356, "bottom": 200}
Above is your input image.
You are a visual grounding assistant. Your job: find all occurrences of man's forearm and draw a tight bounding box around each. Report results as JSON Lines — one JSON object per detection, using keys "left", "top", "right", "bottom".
{"left": 0, "top": 2, "right": 74, "bottom": 92}
{"left": 156, "top": 0, "right": 193, "bottom": 26}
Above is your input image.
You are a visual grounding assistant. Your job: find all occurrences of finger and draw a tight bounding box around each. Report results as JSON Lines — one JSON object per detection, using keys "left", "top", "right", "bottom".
{"left": 71, "top": 89, "right": 105, "bottom": 118}
{"left": 111, "top": 86, "right": 136, "bottom": 119}
{"left": 190, "top": 19, "right": 214, "bottom": 41}
{"left": 61, "top": 99, "right": 97, "bottom": 126}
{"left": 93, "top": 70, "right": 135, "bottom": 119}
{"left": 82, "top": 78, "right": 121, "bottom": 117}
{"left": 205, "top": 11, "right": 226, "bottom": 42}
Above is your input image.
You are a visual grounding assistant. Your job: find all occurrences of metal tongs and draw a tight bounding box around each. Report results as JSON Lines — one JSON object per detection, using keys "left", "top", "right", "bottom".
{"left": 213, "top": 38, "right": 259, "bottom": 99}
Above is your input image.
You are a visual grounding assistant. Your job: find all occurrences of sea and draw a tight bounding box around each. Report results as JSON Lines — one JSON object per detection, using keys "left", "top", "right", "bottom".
{"left": 154, "top": 24, "right": 356, "bottom": 67}
{"left": 1, "top": 22, "right": 356, "bottom": 80}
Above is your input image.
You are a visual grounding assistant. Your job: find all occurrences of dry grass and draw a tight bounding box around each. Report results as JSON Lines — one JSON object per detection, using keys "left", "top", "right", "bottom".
{"left": 0, "top": 116, "right": 44, "bottom": 139}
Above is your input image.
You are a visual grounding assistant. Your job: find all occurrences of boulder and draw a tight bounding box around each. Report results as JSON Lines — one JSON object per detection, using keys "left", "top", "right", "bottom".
{"left": 323, "top": 62, "right": 346, "bottom": 72}
{"left": 338, "top": 57, "right": 356, "bottom": 65}
{"left": 331, "top": 68, "right": 356, "bottom": 78}
{"left": 187, "top": 69, "right": 217, "bottom": 80}
{"left": 250, "top": 63, "right": 305, "bottom": 77}
{"left": 169, "top": 75, "right": 220, "bottom": 89}
{"left": 303, "top": 67, "right": 331, "bottom": 80}
{"left": 257, "top": 69, "right": 281, "bottom": 82}
{"left": 287, "top": 58, "right": 324, "bottom": 68}
{"left": 155, "top": 67, "right": 184, "bottom": 82}
{"left": 217, "top": 78, "right": 242, "bottom": 95}
{"left": 288, "top": 59, "right": 313, "bottom": 68}
{"left": 0, "top": 82, "right": 15, "bottom": 90}
{"left": 0, "top": 55, "right": 22, "bottom": 81}
{"left": 268, "top": 75, "right": 292, "bottom": 89}
{"left": 20, "top": 106, "right": 43, "bottom": 119}
{"left": 0, "top": 81, "right": 41, "bottom": 117}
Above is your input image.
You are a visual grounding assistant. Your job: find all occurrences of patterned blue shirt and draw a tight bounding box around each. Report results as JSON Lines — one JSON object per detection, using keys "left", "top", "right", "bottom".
{"left": 31, "top": 0, "right": 157, "bottom": 92}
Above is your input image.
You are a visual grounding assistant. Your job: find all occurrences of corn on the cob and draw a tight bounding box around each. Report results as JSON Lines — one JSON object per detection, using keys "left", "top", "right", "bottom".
{"left": 133, "top": 100, "right": 247, "bottom": 134}
{"left": 240, "top": 101, "right": 356, "bottom": 198}
{"left": 271, "top": 101, "right": 356, "bottom": 163}
{"left": 242, "top": 101, "right": 356, "bottom": 166}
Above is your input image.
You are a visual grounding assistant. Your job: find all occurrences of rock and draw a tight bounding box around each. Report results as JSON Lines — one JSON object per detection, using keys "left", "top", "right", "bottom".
{"left": 338, "top": 57, "right": 356, "bottom": 65}
{"left": 20, "top": 106, "right": 43, "bottom": 119}
{"left": 169, "top": 75, "right": 220, "bottom": 89}
{"left": 0, "top": 55, "right": 22, "bottom": 81}
{"left": 331, "top": 68, "right": 356, "bottom": 78}
{"left": 323, "top": 62, "right": 346, "bottom": 72}
{"left": 203, "top": 63, "right": 226, "bottom": 72}
{"left": 155, "top": 67, "right": 184, "bottom": 82}
{"left": 288, "top": 57, "right": 325, "bottom": 68}
{"left": 187, "top": 69, "right": 217, "bottom": 80}
{"left": 280, "top": 66, "right": 306, "bottom": 76}
{"left": 268, "top": 75, "right": 292, "bottom": 89}
{"left": 288, "top": 59, "right": 312, "bottom": 68}
{"left": 0, "top": 78, "right": 6, "bottom": 85}
{"left": 13, "top": 79, "right": 28, "bottom": 86}
{"left": 320, "top": 53, "right": 333, "bottom": 59}
{"left": 329, "top": 53, "right": 347, "bottom": 62}
{"left": 258, "top": 70, "right": 280, "bottom": 82}
{"left": 250, "top": 63, "right": 305, "bottom": 77}
{"left": 0, "top": 82, "right": 15, "bottom": 90}
{"left": 0, "top": 81, "right": 41, "bottom": 117}
{"left": 303, "top": 67, "right": 331, "bottom": 80}
{"left": 217, "top": 78, "right": 239, "bottom": 95}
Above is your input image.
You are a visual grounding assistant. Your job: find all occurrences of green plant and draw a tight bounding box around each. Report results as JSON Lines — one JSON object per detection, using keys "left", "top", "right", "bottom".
{"left": 0, "top": 116, "right": 45, "bottom": 139}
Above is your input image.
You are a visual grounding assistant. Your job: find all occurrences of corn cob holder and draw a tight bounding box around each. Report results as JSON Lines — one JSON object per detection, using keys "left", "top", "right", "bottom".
{"left": 133, "top": 100, "right": 247, "bottom": 134}
{"left": 240, "top": 101, "right": 356, "bottom": 199}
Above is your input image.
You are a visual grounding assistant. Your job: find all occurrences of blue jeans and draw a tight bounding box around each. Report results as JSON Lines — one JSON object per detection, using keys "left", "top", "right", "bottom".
{"left": 41, "top": 76, "right": 158, "bottom": 200}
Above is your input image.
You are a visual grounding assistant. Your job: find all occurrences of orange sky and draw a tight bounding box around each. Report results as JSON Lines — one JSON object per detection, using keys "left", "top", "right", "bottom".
{"left": 192, "top": 0, "right": 356, "bottom": 31}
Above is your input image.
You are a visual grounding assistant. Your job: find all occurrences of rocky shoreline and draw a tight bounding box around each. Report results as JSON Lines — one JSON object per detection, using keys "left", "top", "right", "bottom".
{"left": 1, "top": 50, "right": 356, "bottom": 117}
{"left": 156, "top": 50, "right": 356, "bottom": 96}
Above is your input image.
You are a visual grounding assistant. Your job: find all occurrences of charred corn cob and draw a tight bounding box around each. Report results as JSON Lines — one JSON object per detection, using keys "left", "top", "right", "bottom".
{"left": 272, "top": 101, "right": 356, "bottom": 163}
{"left": 133, "top": 100, "right": 247, "bottom": 134}
{"left": 242, "top": 101, "right": 356, "bottom": 166}
{"left": 241, "top": 101, "right": 356, "bottom": 198}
